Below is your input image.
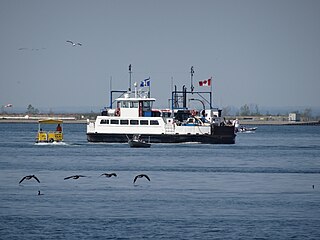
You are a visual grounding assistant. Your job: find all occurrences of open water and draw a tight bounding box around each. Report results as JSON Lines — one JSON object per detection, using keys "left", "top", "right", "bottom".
{"left": 0, "top": 123, "right": 319, "bottom": 239}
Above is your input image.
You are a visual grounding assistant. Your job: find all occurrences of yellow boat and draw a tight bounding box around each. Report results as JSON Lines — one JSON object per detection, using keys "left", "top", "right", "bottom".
{"left": 36, "top": 119, "right": 63, "bottom": 143}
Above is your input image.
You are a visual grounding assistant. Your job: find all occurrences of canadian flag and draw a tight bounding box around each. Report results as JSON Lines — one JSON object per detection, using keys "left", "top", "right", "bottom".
{"left": 199, "top": 78, "right": 211, "bottom": 87}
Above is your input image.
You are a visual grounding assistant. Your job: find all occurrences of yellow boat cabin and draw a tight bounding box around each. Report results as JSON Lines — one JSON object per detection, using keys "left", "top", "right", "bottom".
{"left": 36, "top": 119, "right": 63, "bottom": 143}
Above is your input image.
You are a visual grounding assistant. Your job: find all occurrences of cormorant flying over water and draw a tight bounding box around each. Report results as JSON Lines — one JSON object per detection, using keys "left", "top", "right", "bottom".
{"left": 19, "top": 175, "right": 40, "bottom": 184}
{"left": 64, "top": 175, "right": 86, "bottom": 180}
{"left": 133, "top": 174, "right": 150, "bottom": 184}
{"left": 100, "top": 173, "right": 117, "bottom": 178}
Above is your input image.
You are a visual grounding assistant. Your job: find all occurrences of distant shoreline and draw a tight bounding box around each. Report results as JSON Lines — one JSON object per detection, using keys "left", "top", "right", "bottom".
{"left": 0, "top": 118, "right": 87, "bottom": 124}
{"left": 239, "top": 120, "right": 320, "bottom": 126}
{"left": 1, "top": 118, "right": 319, "bottom": 126}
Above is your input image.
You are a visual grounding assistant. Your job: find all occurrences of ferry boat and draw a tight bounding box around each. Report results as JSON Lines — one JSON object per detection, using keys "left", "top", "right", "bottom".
{"left": 87, "top": 67, "right": 236, "bottom": 144}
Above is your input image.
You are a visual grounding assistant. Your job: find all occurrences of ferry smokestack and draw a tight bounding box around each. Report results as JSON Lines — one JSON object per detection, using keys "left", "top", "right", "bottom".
{"left": 183, "top": 85, "right": 187, "bottom": 109}
{"left": 173, "top": 85, "right": 178, "bottom": 109}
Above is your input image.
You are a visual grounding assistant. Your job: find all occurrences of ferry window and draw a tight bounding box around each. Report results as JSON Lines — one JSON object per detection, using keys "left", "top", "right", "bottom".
{"left": 140, "top": 120, "right": 149, "bottom": 125}
{"left": 150, "top": 120, "right": 159, "bottom": 125}
{"left": 121, "top": 101, "right": 129, "bottom": 108}
{"left": 100, "top": 119, "right": 109, "bottom": 124}
{"left": 130, "top": 101, "right": 138, "bottom": 108}
{"left": 130, "top": 120, "right": 139, "bottom": 125}
{"left": 120, "top": 120, "right": 129, "bottom": 125}
{"left": 162, "top": 112, "right": 171, "bottom": 118}
{"left": 143, "top": 101, "right": 152, "bottom": 110}
{"left": 110, "top": 119, "right": 119, "bottom": 125}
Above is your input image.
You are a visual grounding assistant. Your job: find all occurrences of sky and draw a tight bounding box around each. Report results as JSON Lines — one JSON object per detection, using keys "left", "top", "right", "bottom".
{"left": 0, "top": 0, "right": 319, "bottom": 112}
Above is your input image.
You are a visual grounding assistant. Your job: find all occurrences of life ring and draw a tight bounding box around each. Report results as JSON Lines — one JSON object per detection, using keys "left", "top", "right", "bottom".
{"left": 115, "top": 108, "right": 120, "bottom": 116}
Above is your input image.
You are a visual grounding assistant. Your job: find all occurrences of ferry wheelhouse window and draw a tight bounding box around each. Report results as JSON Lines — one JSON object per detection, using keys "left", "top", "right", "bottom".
{"left": 120, "top": 120, "right": 129, "bottom": 125}
{"left": 121, "top": 101, "right": 130, "bottom": 108}
{"left": 162, "top": 112, "right": 171, "bottom": 118}
{"left": 110, "top": 119, "right": 119, "bottom": 125}
{"left": 150, "top": 120, "right": 159, "bottom": 125}
{"left": 130, "top": 120, "right": 139, "bottom": 125}
{"left": 140, "top": 120, "right": 149, "bottom": 125}
{"left": 130, "top": 101, "right": 138, "bottom": 108}
{"left": 142, "top": 101, "right": 152, "bottom": 110}
{"left": 100, "top": 119, "right": 109, "bottom": 124}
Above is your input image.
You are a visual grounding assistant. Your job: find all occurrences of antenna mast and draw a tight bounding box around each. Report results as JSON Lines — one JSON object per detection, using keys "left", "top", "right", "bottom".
{"left": 128, "top": 64, "right": 132, "bottom": 91}
{"left": 190, "top": 66, "right": 194, "bottom": 93}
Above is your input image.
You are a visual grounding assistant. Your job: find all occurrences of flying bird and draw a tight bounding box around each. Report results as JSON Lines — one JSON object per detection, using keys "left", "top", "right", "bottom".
{"left": 66, "top": 40, "right": 82, "bottom": 46}
{"left": 64, "top": 175, "right": 86, "bottom": 180}
{"left": 19, "top": 175, "right": 40, "bottom": 184}
{"left": 100, "top": 173, "right": 117, "bottom": 178}
{"left": 133, "top": 174, "right": 150, "bottom": 184}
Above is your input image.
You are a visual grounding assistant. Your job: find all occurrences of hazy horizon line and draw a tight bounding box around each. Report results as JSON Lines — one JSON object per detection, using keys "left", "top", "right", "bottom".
{"left": 2, "top": 105, "right": 320, "bottom": 115}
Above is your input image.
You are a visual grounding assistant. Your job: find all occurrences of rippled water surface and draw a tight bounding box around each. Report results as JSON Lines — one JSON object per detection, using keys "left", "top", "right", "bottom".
{"left": 0, "top": 123, "right": 320, "bottom": 239}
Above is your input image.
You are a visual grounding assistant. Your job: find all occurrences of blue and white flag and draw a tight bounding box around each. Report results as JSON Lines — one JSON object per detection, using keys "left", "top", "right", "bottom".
{"left": 140, "top": 77, "right": 150, "bottom": 87}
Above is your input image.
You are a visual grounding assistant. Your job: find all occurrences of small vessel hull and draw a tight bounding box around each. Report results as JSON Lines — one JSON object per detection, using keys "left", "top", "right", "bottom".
{"left": 128, "top": 140, "right": 151, "bottom": 148}
{"left": 237, "top": 127, "right": 257, "bottom": 133}
{"left": 35, "top": 140, "right": 63, "bottom": 143}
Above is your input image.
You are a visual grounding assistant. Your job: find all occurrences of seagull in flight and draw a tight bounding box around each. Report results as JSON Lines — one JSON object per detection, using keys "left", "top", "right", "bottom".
{"left": 64, "top": 175, "right": 86, "bottom": 180}
{"left": 100, "top": 173, "right": 117, "bottom": 178}
{"left": 133, "top": 174, "right": 150, "bottom": 184}
{"left": 66, "top": 40, "right": 82, "bottom": 46}
{"left": 19, "top": 175, "right": 40, "bottom": 184}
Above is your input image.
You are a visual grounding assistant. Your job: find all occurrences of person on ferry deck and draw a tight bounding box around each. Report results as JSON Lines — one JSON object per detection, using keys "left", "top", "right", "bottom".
{"left": 56, "top": 124, "right": 62, "bottom": 132}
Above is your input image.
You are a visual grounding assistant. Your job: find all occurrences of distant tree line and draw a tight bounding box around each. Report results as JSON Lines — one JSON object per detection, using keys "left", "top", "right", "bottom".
{"left": 26, "top": 104, "right": 39, "bottom": 114}
{"left": 295, "top": 108, "right": 313, "bottom": 121}
{"left": 1, "top": 103, "right": 318, "bottom": 122}
{"left": 23, "top": 104, "right": 98, "bottom": 120}
{"left": 238, "top": 104, "right": 260, "bottom": 116}
{"left": 222, "top": 104, "right": 261, "bottom": 116}
{"left": 222, "top": 104, "right": 317, "bottom": 121}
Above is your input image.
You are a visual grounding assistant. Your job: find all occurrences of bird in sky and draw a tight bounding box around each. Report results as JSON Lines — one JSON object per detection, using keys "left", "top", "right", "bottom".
{"left": 66, "top": 40, "right": 82, "bottom": 46}
{"left": 4, "top": 104, "right": 13, "bottom": 108}
{"left": 19, "top": 175, "right": 40, "bottom": 184}
{"left": 64, "top": 175, "right": 86, "bottom": 180}
{"left": 100, "top": 173, "right": 117, "bottom": 178}
{"left": 133, "top": 174, "right": 150, "bottom": 184}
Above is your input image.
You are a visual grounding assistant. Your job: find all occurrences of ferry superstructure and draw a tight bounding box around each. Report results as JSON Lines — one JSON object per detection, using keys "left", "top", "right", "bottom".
{"left": 87, "top": 67, "right": 236, "bottom": 144}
